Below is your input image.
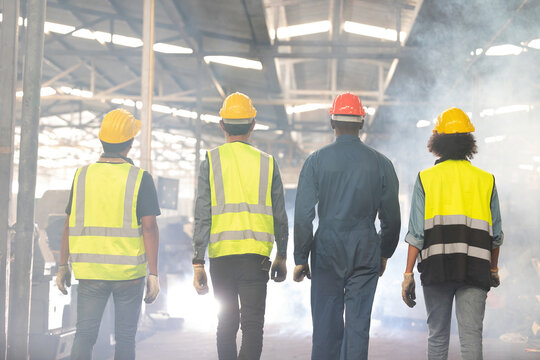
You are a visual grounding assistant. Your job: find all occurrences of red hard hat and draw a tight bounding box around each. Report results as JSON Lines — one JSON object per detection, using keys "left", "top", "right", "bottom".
{"left": 330, "top": 92, "right": 366, "bottom": 116}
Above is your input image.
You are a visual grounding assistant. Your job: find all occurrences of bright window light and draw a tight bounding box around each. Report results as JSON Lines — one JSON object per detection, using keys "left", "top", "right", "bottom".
{"left": 16, "top": 91, "right": 23, "bottom": 98}
{"left": 416, "top": 120, "right": 431, "bottom": 128}
{"left": 60, "top": 86, "right": 93, "bottom": 98}
{"left": 44, "top": 21, "right": 76, "bottom": 35}
{"left": 365, "top": 107, "right": 376, "bottom": 116}
{"left": 485, "top": 44, "right": 523, "bottom": 56}
{"left": 40, "top": 87, "right": 57, "bottom": 97}
{"left": 153, "top": 43, "right": 193, "bottom": 54}
{"left": 480, "top": 104, "right": 530, "bottom": 117}
{"left": 111, "top": 98, "right": 126, "bottom": 105}
{"left": 204, "top": 56, "right": 263, "bottom": 70}
{"left": 255, "top": 123, "right": 270, "bottom": 131}
{"left": 172, "top": 108, "right": 197, "bottom": 119}
{"left": 286, "top": 103, "right": 331, "bottom": 114}
{"left": 276, "top": 20, "right": 331, "bottom": 40}
{"left": 152, "top": 104, "right": 173, "bottom": 114}
{"left": 201, "top": 114, "right": 221, "bottom": 123}
{"left": 112, "top": 34, "right": 143, "bottom": 48}
{"left": 72, "top": 29, "right": 112, "bottom": 44}
{"left": 528, "top": 39, "right": 540, "bottom": 49}
{"left": 484, "top": 135, "right": 506, "bottom": 143}
{"left": 518, "top": 164, "right": 533, "bottom": 171}
{"left": 343, "top": 21, "right": 406, "bottom": 42}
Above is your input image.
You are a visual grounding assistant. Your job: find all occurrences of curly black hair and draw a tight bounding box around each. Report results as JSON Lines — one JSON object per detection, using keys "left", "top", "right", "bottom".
{"left": 427, "top": 133, "right": 477, "bottom": 160}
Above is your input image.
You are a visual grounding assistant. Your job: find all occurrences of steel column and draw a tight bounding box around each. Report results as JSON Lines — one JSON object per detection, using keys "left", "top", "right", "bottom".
{"left": 140, "top": 0, "right": 155, "bottom": 172}
{"left": 7, "top": 0, "right": 47, "bottom": 358}
{"left": 194, "top": 57, "right": 203, "bottom": 193}
{"left": 0, "top": 0, "right": 20, "bottom": 357}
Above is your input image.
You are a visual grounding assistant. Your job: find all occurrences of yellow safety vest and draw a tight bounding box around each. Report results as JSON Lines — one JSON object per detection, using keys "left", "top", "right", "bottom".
{"left": 418, "top": 160, "right": 494, "bottom": 289}
{"left": 208, "top": 142, "right": 274, "bottom": 258}
{"left": 69, "top": 162, "right": 147, "bottom": 280}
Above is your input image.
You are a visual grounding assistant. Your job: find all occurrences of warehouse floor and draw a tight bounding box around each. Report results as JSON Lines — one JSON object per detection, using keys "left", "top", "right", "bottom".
{"left": 103, "top": 323, "right": 539, "bottom": 360}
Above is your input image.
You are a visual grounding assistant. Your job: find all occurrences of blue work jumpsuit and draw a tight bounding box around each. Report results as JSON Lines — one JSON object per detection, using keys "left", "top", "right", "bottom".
{"left": 294, "top": 134, "right": 401, "bottom": 360}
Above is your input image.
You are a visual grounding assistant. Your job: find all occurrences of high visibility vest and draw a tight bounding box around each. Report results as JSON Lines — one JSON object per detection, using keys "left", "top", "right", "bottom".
{"left": 69, "top": 162, "right": 147, "bottom": 280}
{"left": 208, "top": 142, "right": 275, "bottom": 258}
{"left": 418, "top": 160, "right": 494, "bottom": 290}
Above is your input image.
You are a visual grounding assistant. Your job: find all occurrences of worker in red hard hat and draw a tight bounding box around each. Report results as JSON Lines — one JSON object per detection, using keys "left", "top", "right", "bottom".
{"left": 402, "top": 108, "right": 503, "bottom": 359}
{"left": 293, "top": 92, "right": 401, "bottom": 360}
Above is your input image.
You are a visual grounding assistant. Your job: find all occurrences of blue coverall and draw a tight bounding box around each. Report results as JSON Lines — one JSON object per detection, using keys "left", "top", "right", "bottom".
{"left": 294, "top": 134, "right": 401, "bottom": 360}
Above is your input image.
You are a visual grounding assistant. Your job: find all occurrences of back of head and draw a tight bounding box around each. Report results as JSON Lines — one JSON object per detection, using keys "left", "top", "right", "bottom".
{"left": 429, "top": 107, "right": 477, "bottom": 160}
{"left": 330, "top": 92, "right": 366, "bottom": 134}
{"left": 219, "top": 92, "right": 256, "bottom": 136}
{"left": 99, "top": 108, "right": 140, "bottom": 153}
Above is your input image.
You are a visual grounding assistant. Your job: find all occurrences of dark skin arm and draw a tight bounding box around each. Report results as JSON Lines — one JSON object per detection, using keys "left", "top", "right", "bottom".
{"left": 491, "top": 247, "right": 500, "bottom": 270}
{"left": 141, "top": 215, "right": 159, "bottom": 275}
{"left": 404, "top": 244, "right": 420, "bottom": 273}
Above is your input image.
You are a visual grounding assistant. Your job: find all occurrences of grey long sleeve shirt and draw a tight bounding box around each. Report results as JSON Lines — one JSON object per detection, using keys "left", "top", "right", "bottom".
{"left": 192, "top": 147, "right": 289, "bottom": 264}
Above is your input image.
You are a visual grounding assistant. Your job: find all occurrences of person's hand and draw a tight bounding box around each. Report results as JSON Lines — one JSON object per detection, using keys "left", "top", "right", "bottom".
{"left": 402, "top": 273, "right": 416, "bottom": 308}
{"left": 56, "top": 264, "right": 71, "bottom": 295}
{"left": 271, "top": 255, "right": 287, "bottom": 282}
{"left": 193, "top": 264, "right": 209, "bottom": 295}
{"left": 144, "top": 274, "right": 160, "bottom": 304}
{"left": 379, "top": 257, "right": 388, "bottom": 277}
{"left": 293, "top": 264, "right": 311, "bottom": 282}
{"left": 490, "top": 268, "right": 500, "bottom": 287}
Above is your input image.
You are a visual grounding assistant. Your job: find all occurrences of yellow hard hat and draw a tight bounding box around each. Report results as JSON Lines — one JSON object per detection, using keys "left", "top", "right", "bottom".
{"left": 433, "top": 107, "right": 475, "bottom": 134}
{"left": 219, "top": 92, "right": 257, "bottom": 123}
{"left": 98, "top": 109, "right": 141, "bottom": 143}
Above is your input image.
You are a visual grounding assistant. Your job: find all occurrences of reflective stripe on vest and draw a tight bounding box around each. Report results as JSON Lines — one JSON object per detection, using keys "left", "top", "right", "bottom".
{"left": 69, "top": 163, "right": 146, "bottom": 280}
{"left": 208, "top": 142, "right": 274, "bottom": 258}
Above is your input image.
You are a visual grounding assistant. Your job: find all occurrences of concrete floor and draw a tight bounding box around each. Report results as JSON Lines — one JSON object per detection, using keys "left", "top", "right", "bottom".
{"left": 107, "top": 324, "right": 539, "bottom": 360}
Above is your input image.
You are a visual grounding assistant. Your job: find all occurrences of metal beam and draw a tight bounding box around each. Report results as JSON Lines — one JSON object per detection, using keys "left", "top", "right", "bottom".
{"left": 7, "top": 0, "right": 46, "bottom": 357}
{"left": 42, "top": 62, "right": 83, "bottom": 87}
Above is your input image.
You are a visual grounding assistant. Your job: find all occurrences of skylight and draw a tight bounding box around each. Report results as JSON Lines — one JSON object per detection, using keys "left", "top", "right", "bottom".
{"left": 343, "top": 21, "right": 406, "bottom": 42}
{"left": 204, "top": 56, "right": 263, "bottom": 70}
{"left": 485, "top": 44, "right": 523, "bottom": 56}
{"left": 276, "top": 20, "right": 331, "bottom": 40}
{"left": 153, "top": 43, "right": 193, "bottom": 54}
{"left": 527, "top": 39, "right": 540, "bottom": 50}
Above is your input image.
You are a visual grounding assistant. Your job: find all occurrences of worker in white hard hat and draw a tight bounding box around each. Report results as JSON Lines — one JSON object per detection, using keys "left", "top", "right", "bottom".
{"left": 192, "top": 92, "right": 288, "bottom": 360}
{"left": 402, "top": 107, "right": 503, "bottom": 360}
{"left": 294, "top": 93, "right": 401, "bottom": 360}
{"left": 56, "top": 108, "right": 161, "bottom": 360}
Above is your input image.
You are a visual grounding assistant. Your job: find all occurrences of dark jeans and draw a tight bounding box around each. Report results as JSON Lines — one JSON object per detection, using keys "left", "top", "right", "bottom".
{"left": 210, "top": 254, "right": 270, "bottom": 360}
{"left": 71, "top": 277, "right": 145, "bottom": 360}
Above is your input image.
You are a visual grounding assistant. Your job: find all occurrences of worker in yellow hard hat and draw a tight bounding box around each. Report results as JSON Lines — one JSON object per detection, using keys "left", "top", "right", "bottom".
{"left": 192, "top": 92, "right": 288, "bottom": 360}
{"left": 55, "top": 108, "right": 161, "bottom": 359}
{"left": 402, "top": 107, "right": 503, "bottom": 359}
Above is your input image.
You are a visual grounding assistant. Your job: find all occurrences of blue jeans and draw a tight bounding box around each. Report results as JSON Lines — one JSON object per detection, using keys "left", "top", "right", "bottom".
{"left": 423, "top": 282, "right": 487, "bottom": 360}
{"left": 71, "top": 277, "right": 145, "bottom": 360}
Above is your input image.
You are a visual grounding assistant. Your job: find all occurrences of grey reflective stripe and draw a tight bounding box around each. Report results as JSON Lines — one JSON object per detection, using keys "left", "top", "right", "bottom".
{"left": 71, "top": 253, "right": 147, "bottom": 265}
{"left": 212, "top": 203, "right": 273, "bottom": 216}
{"left": 418, "top": 243, "right": 491, "bottom": 263}
{"left": 210, "top": 230, "right": 274, "bottom": 243}
{"left": 210, "top": 148, "right": 225, "bottom": 205}
{"left": 71, "top": 164, "right": 141, "bottom": 237}
{"left": 425, "top": 215, "right": 493, "bottom": 236}
{"left": 259, "top": 154, "right": 270, "bottom": 205}
{"left": 75, "top": 165, "right": 89, "bottom": 230}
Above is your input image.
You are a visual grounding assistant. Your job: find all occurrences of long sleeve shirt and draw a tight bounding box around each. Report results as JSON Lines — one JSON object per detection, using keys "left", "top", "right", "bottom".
{"left": 405, "top": 172, "right": 504, "bottom": 250}
{"left": 294, "top": 135, "right": 401, "bottom": 267}
{"left": 192, "top": 148, "right": 289, "bottom": 263}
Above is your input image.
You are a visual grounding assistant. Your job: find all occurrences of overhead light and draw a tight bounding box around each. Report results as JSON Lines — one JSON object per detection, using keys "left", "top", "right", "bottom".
{"left": 40, "top": 87, "right": 57, "bottom": 97}
{"left": 365, "top": 107, "right": 376, "bottom": 116}
{"left": 528, "top": 39, "right": 540, "bottom": 49}
{"left": 286, "top": 103, "right": 331, "bottom": 114}
{"left": 44, "top": 21, "right": 76, "bottom": 35}
{"left": 484, "top": 135, "right": 506, "bottom": 143}
{"left": 153, "top": 43, "right": 193, "bottom": 54}
{"left": 518, "top": 164, "right": 533, "bottom": 171}
{"left": 72, "top": 29, "right": 112, "bottom": 44}
{"left": 485, "top": 44, "right": 523, "bottom": 56}
{"left": 201, "top": 114, "right": 221, "bottom": 123}
{"left": 152, "top": 104, "right": 173, "bottom": 114}
{"left": 60, "top": 86, "right": 93, "bottom": 98}
{"left": 16, "top": 91, "right": 23, "bottom": 98}
{"left": 172, "top": 108, "right": 197, "bottom": 119}
{"left": 276, "top": 20, "right": 331, "bottom": 40}
{"left": 343, "top": 21, "right": 406, "bottom": 42}
{"left": 480, "top": 104, "right": 530, "bottom": 117}
{"left": 255, "top": 123, "right": 269, "bottom": 131}
{"left": 416, "top": 120, "right": 431, "bottom": 128}
{"left": 112, "top": 34, "right": 143, "bottom": 48}
{"left": 204, "top": 56, "right": 263, "bottom": 70}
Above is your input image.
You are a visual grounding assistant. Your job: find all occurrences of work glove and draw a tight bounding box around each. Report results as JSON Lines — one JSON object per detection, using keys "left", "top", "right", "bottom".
{"left": 271, "top": 254, "right": 287, "bottom": 282}
{"left": 56, "top": 264, "right": 71, "bottom": 295}
{"left": 379, "top": 257, "right": 388, "bottom": 277}
{"left": 193, "top": 264, "right": 209, "bottom": 295}
{"left": 490, "top": 268, "right": 500, "bottom": 287}
{"left": 402, "top": 273, "right": 416, "bottom": 308}
{"left": 293, "top": 264, "right": 311, "bottom": 282}
{"left": 144, "top": 274, "right": 160, "bottom": 304}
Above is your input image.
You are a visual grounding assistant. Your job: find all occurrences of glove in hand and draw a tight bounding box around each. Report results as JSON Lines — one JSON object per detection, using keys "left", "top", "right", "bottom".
{"left": 293, "top": 264, "right": 311, "bottom": 282}
{"left": 144, "top": 274, "right": 160, "bottom": 304}
{"left": 193, "top": 265, "right": 209, "bottom": 295}
{"left": 402, "top": 273, "right": 416, "bottom": 308}
{"left": 56, "top": 264, "right": 71, "bottom": 295}
{"left": 271, "top": 255, "right": 287, "bottom": 282}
